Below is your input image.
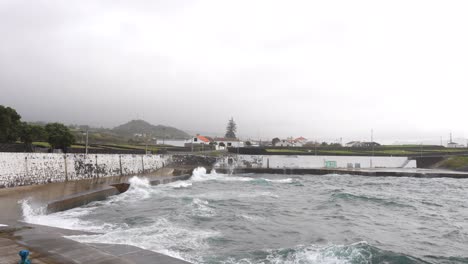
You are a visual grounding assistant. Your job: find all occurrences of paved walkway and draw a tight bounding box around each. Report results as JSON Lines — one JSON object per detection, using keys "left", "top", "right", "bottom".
{"left": 0, "top": 237, "right": 50, "bottom": 264}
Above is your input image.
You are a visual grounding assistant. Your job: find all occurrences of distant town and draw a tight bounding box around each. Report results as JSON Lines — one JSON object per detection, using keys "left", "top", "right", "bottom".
{"left": 1, "top": 104, "right": 468, "bottom": 161}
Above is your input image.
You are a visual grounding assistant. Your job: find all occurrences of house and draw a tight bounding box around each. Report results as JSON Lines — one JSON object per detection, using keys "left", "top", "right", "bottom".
{"left": 275, "top": 139, "right": 294, "bottom": 147}
{"left": 447, "top": 142, "right": 465, "bottom": 148}
{"left": 345, "top": 141, "right": 361, "bottom": 147}
{"left": 345, "top": 141, "right": 381, "bottom": 148}
{"left": 294, "top": 137, "right": 307, "bottom": 147}
{"left": 184, "top": 135, "right": 212, "bottom": 147}
{"left": 273, "top": 137, "right": 308, "bottom": 147}
{"left": 213, "top": 138, "right": 244, "bottom": 150}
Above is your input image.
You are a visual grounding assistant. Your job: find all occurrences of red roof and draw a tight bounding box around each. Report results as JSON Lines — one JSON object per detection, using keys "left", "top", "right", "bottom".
{"left": 197, "top": 135, "right": 211, "bottom": 143}
{"left": 295, "top": 137, "right": 307, "bottom": 141}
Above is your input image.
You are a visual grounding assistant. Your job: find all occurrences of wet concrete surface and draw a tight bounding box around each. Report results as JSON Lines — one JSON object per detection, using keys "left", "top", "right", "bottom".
{"left": 0, "top": 167, "right": 193, "bottom": 263}
{"left": 0, "top": 168, "right": 177, "bottom": 225}
{"left": 11, "top": 224, "right": 190, "bottom": 264}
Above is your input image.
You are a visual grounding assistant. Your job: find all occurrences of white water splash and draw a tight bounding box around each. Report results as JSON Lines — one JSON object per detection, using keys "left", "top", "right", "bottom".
{"left": 189, "top": 198, "right": 216, "bottom": 217}
{"left": 166, "top": 180, "right": 193, "bottom": 188}
{"left": 223, "top": 241, "right": 371, "bottom": 264}
{"left": 191, "top": 167, "right": 294, "bottom": 184}
{"left": 265, "top": 178, "right": 294, "bottom": 183}
{"left": 20, "top": 199, "right": 108, "bottom": 232}
{"left": 67, "top": 217, "right": 218, "bottom": 263}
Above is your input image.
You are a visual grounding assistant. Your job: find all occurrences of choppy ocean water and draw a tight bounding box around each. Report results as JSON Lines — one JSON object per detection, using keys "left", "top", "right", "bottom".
{"left": 22, "top": 168, "right": 468, "bottom": 263}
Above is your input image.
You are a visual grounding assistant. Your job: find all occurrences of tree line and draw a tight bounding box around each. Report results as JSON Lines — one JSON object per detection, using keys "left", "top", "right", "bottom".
{"left": 0, "top": 105, "right": 75, "bottom": 152}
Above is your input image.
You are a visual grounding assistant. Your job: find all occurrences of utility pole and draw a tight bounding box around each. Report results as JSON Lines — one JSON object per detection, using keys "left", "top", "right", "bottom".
{"left": 145, "top": 140, "right": 148, "bottom": 154}
{"left": 85, "top": 130, "right": 89, "bottom": 155}
{"left": 371, "top": 129, "right": 374, "bottom": 156}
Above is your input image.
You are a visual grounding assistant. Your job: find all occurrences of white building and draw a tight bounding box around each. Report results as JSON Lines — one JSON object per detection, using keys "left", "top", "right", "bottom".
{"left": 184, "top": 135, "right": 211, "bottom": 146}
{"left": 345, "top": 141, "right": 360, "bottom": 147}
{"left": 276, "top": 139, "right": 294, "bottom": 147}
{"left": 447, "top": 142, "right": 465, "bottom": 148}
{"left": 294, "top": 137, "right": 307, "bottom": 147}
{"left": 213, "top": 138, "right": 244, "bottom": 150}
{"left": 274, "top": 137, "right": 307, "bottom": 147}
{"left": 345, "top": 141, "right": 380, "bottom": 148}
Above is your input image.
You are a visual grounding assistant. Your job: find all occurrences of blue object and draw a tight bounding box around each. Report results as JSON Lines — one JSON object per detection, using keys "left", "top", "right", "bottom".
{"left": 19, "top": 250, "right": 31, "bottom": 264}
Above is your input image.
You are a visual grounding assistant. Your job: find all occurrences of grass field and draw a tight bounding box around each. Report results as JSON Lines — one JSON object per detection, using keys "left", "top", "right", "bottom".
{"left": 437, "top": 156, "right": 468, "bottom": 170}
{"left": 32, "top": 142, "right": 90, "bottom": 149}
{"left": 262, "top": 145, "right": 468, "bottom": 157}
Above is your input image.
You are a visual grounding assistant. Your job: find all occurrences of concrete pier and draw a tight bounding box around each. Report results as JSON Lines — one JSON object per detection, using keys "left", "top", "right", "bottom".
{"left": 215, "top": 167, "right": 468, "bottom": 178}
{"left": 0, "top": 167, "right": 193, "bottom": 263}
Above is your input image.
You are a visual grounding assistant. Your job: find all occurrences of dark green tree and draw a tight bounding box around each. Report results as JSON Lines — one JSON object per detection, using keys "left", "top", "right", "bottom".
{"left": 225, "top": 118, "right": 237, "bottom": 139}
{"left": 272, "top": 137, "right": 280, "bottom": 146}
{"left": 45, "top": 123, "right": 75, "bottom": 152}
{"left": 19, "top": 122, "right": 47, "bottom": 152}
{"left": 0, "top": 105, "right": 22, "bottom": 143}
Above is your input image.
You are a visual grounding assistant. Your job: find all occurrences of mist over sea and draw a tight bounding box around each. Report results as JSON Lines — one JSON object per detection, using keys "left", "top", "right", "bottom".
{"left": 23, "top": 168, "right": 468, "bottom": 263}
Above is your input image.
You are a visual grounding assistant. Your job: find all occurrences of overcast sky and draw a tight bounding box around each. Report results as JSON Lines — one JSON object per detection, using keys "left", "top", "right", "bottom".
{"left": 1, "top": 0, "right": 467, "bottom": 143}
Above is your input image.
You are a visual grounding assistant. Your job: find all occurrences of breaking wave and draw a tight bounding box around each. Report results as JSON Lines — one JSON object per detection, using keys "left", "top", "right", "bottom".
{"left": 191, "top": 167, "right": 297, "bottom": 185}
{"left": 220, "top": 241, "right": 428, "bottom": 264}
{"left": 20, "top": 198, "right": 109, "bottom": 232}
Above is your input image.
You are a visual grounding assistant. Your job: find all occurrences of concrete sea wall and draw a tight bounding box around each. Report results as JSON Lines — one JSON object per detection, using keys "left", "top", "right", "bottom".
{"left": 216, "top": 155, "right": 417, "bottom": 169}
{"left": 0, "top": 153, "right": 172, "bottom": 188}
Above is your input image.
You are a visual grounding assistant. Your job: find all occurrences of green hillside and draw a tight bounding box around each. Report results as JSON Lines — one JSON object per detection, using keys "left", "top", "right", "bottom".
{"left": 112, "top": 120, "right": 189, "bottom": 139}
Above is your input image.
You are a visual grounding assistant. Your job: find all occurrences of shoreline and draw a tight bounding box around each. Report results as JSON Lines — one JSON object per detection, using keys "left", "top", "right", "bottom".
{"left": 0, "top": 167, "right": 195, "bottom": 264}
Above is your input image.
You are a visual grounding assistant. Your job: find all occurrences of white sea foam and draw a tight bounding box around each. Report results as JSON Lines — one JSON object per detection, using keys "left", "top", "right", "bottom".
{"left": 104, "top": 176, "right": 155, "bottom": 204}
{"left": 191, "top": 167, "right": 251, "bottom": 182}
{"left": 0, "top": 224, "right": 8, "bottom": 227}
{"left": 190, "top": 198, "right": 215, "bottom": 217}
{"left": 240, "top": 214, "right": 265, "bottom": 223}
{"left": 265, "top": 178, "right": 294, "bottom": 183}
{"left": 166, "top": 180, "right": 193, "bottom": 188}
{"left": 20, "top": 199, "right": 107, "bottom": 232}
{"left": 66, "top": 217, "right": 218, "bottom": 263}
{"left": 222, "top": 241, "right": 371, "bottom": 264}
{"left": 191, "top": 167, "right": 294, "bottom": 185}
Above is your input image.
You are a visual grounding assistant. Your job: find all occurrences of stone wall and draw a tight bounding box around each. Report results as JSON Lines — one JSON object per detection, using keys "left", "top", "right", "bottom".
{"left": 215, "top": 155, "right": 417, "bottom": 169}
{"left": 0, "top": 153, "right": 172, "bottom": 188}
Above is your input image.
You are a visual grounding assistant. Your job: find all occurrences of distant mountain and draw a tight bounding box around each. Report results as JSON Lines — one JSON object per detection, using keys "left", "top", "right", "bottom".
{"left": 113, "top": 120, "right": 190, "bottom": 139}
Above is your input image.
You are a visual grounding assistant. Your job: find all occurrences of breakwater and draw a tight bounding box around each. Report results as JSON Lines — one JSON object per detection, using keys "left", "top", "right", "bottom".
{"left": 216, "top": 155, "right": 417, "bottom": 169}
{"left": 215, "top": 167, "right": 468, "bottom": 178}
{"left": 46, "top": 174, "right": 192, "bottom": 213}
